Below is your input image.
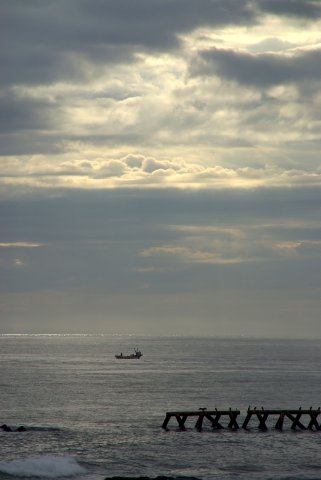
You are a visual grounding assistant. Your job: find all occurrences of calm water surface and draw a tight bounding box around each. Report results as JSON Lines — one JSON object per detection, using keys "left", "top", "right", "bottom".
{"left": 0, "top": 335, "right": 321, "bottom": 480}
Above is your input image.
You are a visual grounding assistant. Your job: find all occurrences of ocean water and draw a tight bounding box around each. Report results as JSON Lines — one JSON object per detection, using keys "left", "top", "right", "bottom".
{"left": 1, "top": 335, "right": 321, "bottom": 480}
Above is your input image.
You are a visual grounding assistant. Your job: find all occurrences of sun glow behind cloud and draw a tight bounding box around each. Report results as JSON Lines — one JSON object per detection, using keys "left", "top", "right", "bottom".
{"left": 1, "top": 1, "right": 321, "bottom": 195}
{"left": 1, "top": 153, "right": 321, "bottom": 193}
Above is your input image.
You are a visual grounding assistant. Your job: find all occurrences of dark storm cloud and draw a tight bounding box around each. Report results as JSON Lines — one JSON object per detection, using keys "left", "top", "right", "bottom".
{"left": 194, "top": 47, "right": 321, "bottom": 88}
{"left": 1, "top": 0, "right": 257, "bottom": 87}
{"left": 259, "top": 0, "right": 321, "bottom": 19}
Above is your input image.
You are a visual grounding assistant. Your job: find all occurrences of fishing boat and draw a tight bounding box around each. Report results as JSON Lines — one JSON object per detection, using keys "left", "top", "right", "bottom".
{"left": 115, "top": 348, "right": 143, "bottom": 359}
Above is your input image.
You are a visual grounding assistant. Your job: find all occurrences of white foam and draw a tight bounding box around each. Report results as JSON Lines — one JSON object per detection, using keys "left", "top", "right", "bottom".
{"left": 0, "top": 454, "right": 86, "bottom": 478}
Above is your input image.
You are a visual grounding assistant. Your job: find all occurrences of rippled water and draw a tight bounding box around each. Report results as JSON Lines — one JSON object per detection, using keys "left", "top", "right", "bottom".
{"left": 1, "top": 335, "right": 321, "bottom": 480}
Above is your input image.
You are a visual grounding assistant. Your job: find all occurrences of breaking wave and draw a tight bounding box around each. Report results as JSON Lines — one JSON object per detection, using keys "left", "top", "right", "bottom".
{"left": 0, "top": 454, "right": 86, "bottom": 478}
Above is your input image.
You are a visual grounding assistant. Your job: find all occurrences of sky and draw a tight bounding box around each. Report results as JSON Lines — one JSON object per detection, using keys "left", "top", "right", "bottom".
{"left": 1, "top": 0, "right": 321, "bottom": 337}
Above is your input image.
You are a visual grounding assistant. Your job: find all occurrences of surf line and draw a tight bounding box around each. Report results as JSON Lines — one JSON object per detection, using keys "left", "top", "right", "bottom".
{"left": 161, "top": 407, "right": 321, "bottom": 431}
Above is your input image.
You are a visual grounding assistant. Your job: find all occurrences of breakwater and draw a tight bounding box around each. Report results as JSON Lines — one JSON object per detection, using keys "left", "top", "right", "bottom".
{"left": 162, "top": 407, "right": 321, "bottom": 431}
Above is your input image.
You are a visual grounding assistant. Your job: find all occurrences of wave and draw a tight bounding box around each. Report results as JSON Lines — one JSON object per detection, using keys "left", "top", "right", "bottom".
{"left": 0, "top": 454, "right": 86, "bottom": 478}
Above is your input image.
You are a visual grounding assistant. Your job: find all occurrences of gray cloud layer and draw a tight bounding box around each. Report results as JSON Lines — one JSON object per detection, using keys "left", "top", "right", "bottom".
{"left": 2, "top": 0, "right": 321, "bottom": 156}
{"left": 2, "top": 0, "right": 318, "bottom": 87}
{"left": 1, "top": 187, "right": 321, "bottom": 335}
{"left": 1, "top": 0, "right": 256, "bottom": 87}
{"left": 2, "top": 1, "right": 321, "bottom": 336}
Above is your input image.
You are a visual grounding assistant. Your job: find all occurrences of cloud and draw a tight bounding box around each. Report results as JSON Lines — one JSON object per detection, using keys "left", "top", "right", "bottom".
{"left": 259, "top": 0, "right": 321, "bottom": 19}
{"left": 0, "top": 0, "right": 258, "bottom": 88}
{"left": 276, "top": 239, "right": 321, "bottom": 256}
{"left": 249, "top": 37, "right": 295, "bottom": 53}
{"left": 93, "top": 160, "right": 127, "bottom": 178}
{"left": 0, "top": 242, "right": 44, "bottom": 248}
{"left": 147, "top": 198, "right": 318, "bottom": 296}
{"left": 1, "top": 153, "right": 321, "bottom": 193}
{"left": 2, "top": 0, "right": 321, "bottom": 164}
{"left": 1, "top": 187, "right": 320, "bottom": 335}
{"left": 140, "top": 245, "right": 245, "bottom": 265}
{"left": 2, "top": 0, "right": 321, "bottom": 335}
{"left": 0, "top": 90, "right": 59, "bottom": 134}
{"left": 193, "top": 46, "right": 321, "bottom": 88}
{"left": 13, "top": 258, "right": 25, "bottom": 268}
{"left": 139, "top": 218, "right": 321, "bottom": 267}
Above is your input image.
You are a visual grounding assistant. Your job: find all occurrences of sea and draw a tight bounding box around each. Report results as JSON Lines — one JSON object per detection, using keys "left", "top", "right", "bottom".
{"left": 1, "top": 334, "right": 321, "bottom": 480}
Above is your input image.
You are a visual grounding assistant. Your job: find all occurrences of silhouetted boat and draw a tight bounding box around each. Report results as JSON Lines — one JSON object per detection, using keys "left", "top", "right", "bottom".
{"left": 115, "top": 348, "right": 143, "bottom": 359}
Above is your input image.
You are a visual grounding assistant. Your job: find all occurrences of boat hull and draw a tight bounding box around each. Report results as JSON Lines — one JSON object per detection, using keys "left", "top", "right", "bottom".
{"left": 115, "top": 355, "right": 142, "bottom": 359}
{"left": 115, "top": 351, "right": 143, "bottom": 359}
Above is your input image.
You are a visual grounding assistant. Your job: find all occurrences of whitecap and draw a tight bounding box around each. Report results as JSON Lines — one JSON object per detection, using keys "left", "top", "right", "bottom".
{"left": 0, "top": 454, "right": 86, "bottom": 478}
